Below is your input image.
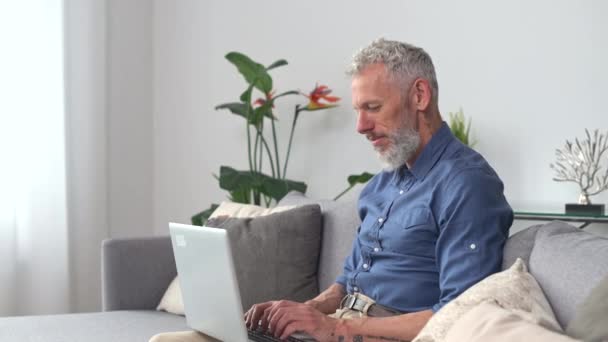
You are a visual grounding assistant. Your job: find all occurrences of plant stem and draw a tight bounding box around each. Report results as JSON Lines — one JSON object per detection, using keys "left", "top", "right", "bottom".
{"left": 259, "top": 134, "right": 276, "bottom": 177}
{"left": 244, "top": 89, "right": 254, "bottom": 174}
{"left": 283, "top": 105, "right": 300, "bottom": 178}
{"left": 253, "top": 129, "right": 260, "bottom": 172}
{"left": 270, "top": 115, "right": 281, "bottom": 179}
{"left": 246, "top": 123, "right": 254, "bottom": 173}
{"left": 253, "top": 189, "right": 261, "bottom": 205}
{"left": 263, "top": 194, "right": 271, "bottom": 207}
{"left": 258, "top": 120, "right": 264, "bottom": 173}
{"left": 333, "top": 185, "right": 354, "bottom": 201}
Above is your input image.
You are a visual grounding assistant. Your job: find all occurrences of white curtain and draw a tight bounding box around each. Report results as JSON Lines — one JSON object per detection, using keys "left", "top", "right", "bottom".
{"left": 0, "top": 0, "right": 70, "bottom": 316}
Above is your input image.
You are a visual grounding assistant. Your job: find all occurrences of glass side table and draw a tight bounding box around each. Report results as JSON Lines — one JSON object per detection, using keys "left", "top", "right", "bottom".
{"left": 514, "top": 211, "right": 608, "bottom": 229}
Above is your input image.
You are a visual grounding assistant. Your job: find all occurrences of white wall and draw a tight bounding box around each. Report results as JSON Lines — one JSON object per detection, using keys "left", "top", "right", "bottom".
{"left": 61, "top": 0, "right": 608, "bottom": 312}
{"left": 152, "top": 0, "right": 608, "bottom": 235}
{"left": 107, "top": 0, "right": 154, "bottom": 239}
{"left": 65, "top": 0, "right": 154, "bottom": 312}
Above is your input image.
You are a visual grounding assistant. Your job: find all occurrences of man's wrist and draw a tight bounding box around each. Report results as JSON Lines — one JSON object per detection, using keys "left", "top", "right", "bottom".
{"left": 304, "top": 299, "right": 320, "bottom": 310}
{"left": 330, "top": 318, "right": 352, "bottom": 341}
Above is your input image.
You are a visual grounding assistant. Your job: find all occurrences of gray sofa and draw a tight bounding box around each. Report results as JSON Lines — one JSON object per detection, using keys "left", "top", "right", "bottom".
{"left": 1, "top": 191, "right": 607, "bottom": 341}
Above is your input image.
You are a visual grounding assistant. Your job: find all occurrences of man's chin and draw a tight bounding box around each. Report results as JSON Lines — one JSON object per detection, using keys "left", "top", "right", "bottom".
{"left": 377, "top": 153, "right": 403, "bottom": 172}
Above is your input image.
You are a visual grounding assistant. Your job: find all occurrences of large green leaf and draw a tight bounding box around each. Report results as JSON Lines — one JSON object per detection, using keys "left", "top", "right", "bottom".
{"left": 219, "top": 166, "right": 257, "bottom": 192}
{"left": 260, "top": 175, "right": 307, "bottom": 201}
{"left": 266, "top": 59, "right": 288, "bottom": 71}
{"left": 216, "top": 101, "right": 266, "bottom": 126}
{"left": 226, "top": 52, "right": 273, "bottom": 93}
{"left": 229, "top": 187, "right": 252, "bottom": 204}
{"left": 218, "top": 166, "right": 306, "bottom": 202}
{"left": 347, "top": 172, "right": 375, "bottom": 186}
{"left": 191, "top": 203, "right": 219, "bottom": 226}
{"left": 215, "top": 102, "right": 249, "bottom": 116}
{"left": 240, "top": 83, "right": 255, "bottom": 103}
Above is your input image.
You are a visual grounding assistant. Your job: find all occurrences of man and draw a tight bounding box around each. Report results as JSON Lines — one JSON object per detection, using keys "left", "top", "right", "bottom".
{"left": 152, "top": 38, "right": 512, "bottom": 342}
{"left": 243, "top": 38, "right": 513, "bottom": 341}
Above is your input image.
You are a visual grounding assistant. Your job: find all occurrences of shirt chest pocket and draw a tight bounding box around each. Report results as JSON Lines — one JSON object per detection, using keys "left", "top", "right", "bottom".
{"left": 381, "top": 207, "right": 437, "bottom": 256}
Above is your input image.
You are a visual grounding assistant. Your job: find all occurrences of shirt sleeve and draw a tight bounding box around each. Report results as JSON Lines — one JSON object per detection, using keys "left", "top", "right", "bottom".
{"left": 336, "top": 228, "right": 361, "bottom": 288}
{"left": 432, "top": 167, "right": 513, "bottom": 312}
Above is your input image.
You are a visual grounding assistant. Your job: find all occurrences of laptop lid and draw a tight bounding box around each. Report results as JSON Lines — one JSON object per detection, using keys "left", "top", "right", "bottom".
{"left": 169, "top": 222, "right": 250, "bottom": 342}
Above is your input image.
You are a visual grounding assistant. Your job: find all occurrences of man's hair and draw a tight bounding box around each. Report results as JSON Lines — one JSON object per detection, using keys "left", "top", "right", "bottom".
{"left": 347, "top": 38, "right": 439, "bottom": 103}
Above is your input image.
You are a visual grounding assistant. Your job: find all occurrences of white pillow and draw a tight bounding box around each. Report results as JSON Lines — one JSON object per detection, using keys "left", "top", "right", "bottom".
{"left": 156, "top": 276, "right": 184, "bottom": 315}
{"left": 444, "top": 301, "right": 580, "bottom": 342}
{"left": 413, "top": 258, "right": 561, "bottom": 342}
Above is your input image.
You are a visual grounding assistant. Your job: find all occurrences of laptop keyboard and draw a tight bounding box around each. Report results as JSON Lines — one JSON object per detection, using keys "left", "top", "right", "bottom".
{"left": 247, "top": 327, "right": 310, "bottom": 342}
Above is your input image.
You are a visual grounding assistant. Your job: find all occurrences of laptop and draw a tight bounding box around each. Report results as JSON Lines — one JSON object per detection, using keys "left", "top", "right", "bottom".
{"left": 169, "top": 222, "right": 313, "bottom": 342}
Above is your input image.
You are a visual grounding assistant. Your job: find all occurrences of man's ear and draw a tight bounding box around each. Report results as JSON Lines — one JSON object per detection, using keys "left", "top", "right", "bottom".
{"left": 410, "top": 78, "right": 432, "bottom": 111}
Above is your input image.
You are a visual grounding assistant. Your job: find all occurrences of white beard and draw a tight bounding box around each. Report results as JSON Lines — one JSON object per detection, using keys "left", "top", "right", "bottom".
{"left": 376, "top": 125, "right": 421, "bottom": 171}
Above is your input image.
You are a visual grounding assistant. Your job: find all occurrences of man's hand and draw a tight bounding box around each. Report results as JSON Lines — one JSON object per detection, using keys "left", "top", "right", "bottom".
{"left": 244, "top": 300, "right": 341, "bottom": 341}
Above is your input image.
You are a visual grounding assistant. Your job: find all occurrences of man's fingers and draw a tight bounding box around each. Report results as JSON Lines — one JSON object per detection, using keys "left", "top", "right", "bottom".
{"left": 279, "top": 321, "right": 302, "bottom": 341}
{"left": 273, "top": 311, "right": 297, "bottom": 338}
{"left": 265, "top": 300, "right": 297, "bottom": 332}
{"left": 245, "top": 302, "right": 273, "bottom": 329}
{"left": 273, "top": 305, "right": 316, "bottom": 338}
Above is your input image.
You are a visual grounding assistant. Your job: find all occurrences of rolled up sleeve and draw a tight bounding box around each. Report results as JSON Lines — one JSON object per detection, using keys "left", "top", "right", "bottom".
{"left": 432, "top": 167, "right": 513, "bottom": 312}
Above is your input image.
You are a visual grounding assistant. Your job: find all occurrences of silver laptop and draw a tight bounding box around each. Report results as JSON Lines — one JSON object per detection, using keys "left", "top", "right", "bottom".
{"left": 169, "top": 222, "right": 312, "bottom": 342}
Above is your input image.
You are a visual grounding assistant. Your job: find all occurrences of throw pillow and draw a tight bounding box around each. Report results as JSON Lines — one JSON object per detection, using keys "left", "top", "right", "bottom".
{"left": 156, "top": 202, "right": 322, "bottom": 315}
{"left": 444, "top": 301, "right": 581, "bottom": 342}
{"left": 566, "top": 273, "right": 608, "bottom": 341}
{"left": 156, "top": 276, "right": 185, "bottom": 315}
{"left": 413, "top": 258, "right": 561, "bottom": 342}
{"left": 528, "top": 221, "right": 608, "bottom": 327}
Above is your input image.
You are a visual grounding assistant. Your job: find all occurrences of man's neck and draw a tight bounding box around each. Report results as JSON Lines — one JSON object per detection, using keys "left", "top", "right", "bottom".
{"left": 406, "top": 113, "right": 443, "bottom": 168}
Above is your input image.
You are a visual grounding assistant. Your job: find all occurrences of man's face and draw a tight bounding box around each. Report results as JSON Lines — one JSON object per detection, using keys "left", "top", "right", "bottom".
{"left": 351, "top": 63, "right": 420, "bottom": 170}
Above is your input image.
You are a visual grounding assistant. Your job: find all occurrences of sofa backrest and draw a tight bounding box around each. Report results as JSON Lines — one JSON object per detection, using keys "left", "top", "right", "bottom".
{"left": 278, "top": 191, "right": 360, "bottom": 291}
{"left": 280, "top": 192, "right": 608, "bottom": 330}
{"left": 504, "top": 220, "right": 608, "bottom": 328}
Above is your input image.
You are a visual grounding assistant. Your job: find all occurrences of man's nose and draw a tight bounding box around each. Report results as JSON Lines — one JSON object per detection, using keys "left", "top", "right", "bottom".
{"left": 356, "top": 111, "right": 373, "bottom": 134}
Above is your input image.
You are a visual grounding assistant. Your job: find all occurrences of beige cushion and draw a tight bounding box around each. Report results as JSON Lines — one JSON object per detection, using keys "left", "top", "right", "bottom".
{"left": 413, "top": 258, "right": 561, "bottom": 342}
{"left": 444, "top": 301, "right": 581, "bottom": 342}
{"left": 208, "top": 201, "right": 295, "bottom": 219}
{"left": 156, "top": 276, "right": 185, "bottom": 315}
{"left": 155, "top": 202, "right": 304, "bottom": 316}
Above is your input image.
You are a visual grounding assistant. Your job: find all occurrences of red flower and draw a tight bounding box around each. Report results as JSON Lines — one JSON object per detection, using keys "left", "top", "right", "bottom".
{"left": 303, "top": 84, "right": 340, "bottom": 110}
{"left": 254, "top": 91, "right": 275, "bottom": 108}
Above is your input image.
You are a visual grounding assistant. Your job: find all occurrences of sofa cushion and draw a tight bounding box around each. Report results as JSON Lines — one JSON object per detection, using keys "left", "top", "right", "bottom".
{"left": 444, "top": 301, "right": 580, "bottom": 342}
{"left": 209, "top": 203, "right": 322, "bottom": 310}
{"left": 528, "top": 221, "right": 608, "bottom": 328}
{"left": 0, "top": 311, "right": 188, "bottom": 342}
{"left": 502, "top": 223, "right": 543, "bottom": 270}
{"left": 157, "top": 202, "right": 318, "bottom": 315}
{"left": 278, "top": 191, "right": 361, "bottom": 291}
{"left": 566, "top": 273, "right": 608, "bottom": 341}
{"left": 413, "top": 258, "right": 561, "bottom": 342}
{"left": 156, "top": 202, "right": 297, "bottom": 315}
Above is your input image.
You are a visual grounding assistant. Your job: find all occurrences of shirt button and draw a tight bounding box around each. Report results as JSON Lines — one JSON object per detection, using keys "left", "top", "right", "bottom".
{"left": 378, "top": 218, "right": 384, "bottom": 223}
{"left": 353, "top": 286, "right": 359, "bottom": 292}
{"left": 373, "top": 247, "right": 380, "bottom": 252}
{"left": 470, "top": 243, "right": 477, "bottom": 250}
{"left": 363, "top": 263, "right": 369, "bottom": 269}
{"left": 399, "top": 190, "right": 404, "bottom": 195}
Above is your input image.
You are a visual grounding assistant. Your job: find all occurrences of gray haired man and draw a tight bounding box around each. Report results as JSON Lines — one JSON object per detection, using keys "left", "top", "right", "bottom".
{"left": 152, "top": 38, "right": 513, "bottom": 342}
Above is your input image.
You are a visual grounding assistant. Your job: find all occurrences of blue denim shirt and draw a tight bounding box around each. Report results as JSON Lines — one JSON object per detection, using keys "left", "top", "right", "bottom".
{"left": 336, "top": 122, "right": 513, "bottom": 313}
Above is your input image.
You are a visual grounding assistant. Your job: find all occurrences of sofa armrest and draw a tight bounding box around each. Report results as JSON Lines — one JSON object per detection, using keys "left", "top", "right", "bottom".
{"left": 101, "top": 236, "right": 176, "bottom": 311}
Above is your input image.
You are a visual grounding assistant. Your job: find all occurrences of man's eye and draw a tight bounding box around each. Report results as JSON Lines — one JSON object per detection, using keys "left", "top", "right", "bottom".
{"left": 367, "top": 105, "right": 381, "bottom": 112}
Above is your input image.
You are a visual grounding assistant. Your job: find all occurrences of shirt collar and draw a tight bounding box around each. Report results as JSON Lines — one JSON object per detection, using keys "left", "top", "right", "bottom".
{"left": 393, "top": 121, "right": 454, "bottom": 183}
